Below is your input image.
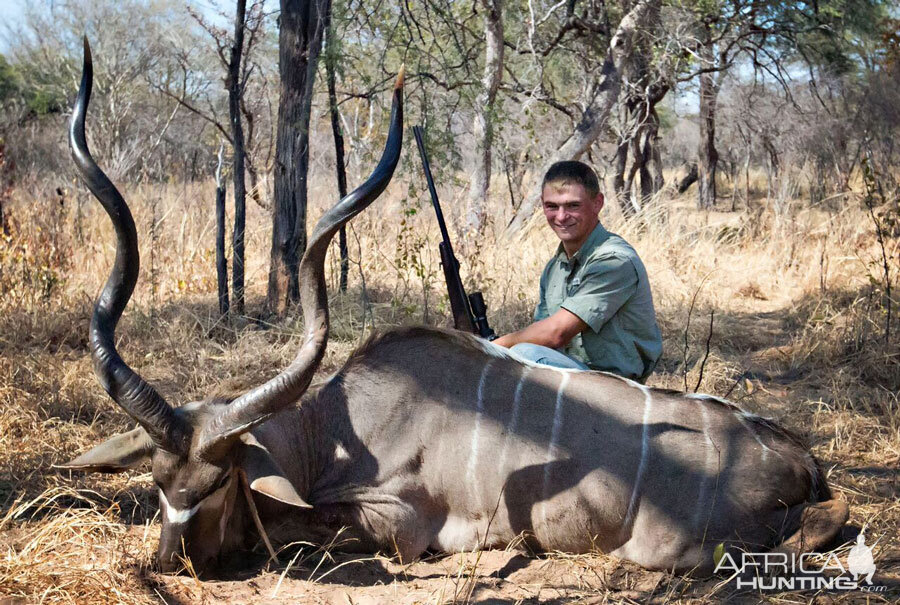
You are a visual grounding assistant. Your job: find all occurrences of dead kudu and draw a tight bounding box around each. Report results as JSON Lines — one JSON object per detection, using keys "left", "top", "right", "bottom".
{"left": 59, "top": 41, "right": 848, "bottom": 576}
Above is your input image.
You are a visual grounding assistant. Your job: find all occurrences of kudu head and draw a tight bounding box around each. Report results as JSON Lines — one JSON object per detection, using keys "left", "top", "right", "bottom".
{"left": 57, "top": 39, "right": 403, "bottom": 574}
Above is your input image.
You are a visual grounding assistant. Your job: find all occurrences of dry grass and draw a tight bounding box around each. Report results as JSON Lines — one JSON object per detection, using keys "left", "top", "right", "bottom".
{"left": 1, "top": 172, "right": 898, "bottom": 603}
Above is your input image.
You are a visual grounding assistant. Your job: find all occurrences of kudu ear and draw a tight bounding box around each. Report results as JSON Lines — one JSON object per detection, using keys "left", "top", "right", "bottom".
{"left": 55, "top": 427, "right": 153, "bottom": 473}
{"left": 239, "top": 433, "right": 312, "bottom": 509}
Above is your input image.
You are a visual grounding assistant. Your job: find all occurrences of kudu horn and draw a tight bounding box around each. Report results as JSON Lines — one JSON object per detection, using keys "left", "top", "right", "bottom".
{"left": 198, "top": 66, "right": 406, "bottom": 452}
{"left": 69, "top": 38, "right": 188, "bottom": 454}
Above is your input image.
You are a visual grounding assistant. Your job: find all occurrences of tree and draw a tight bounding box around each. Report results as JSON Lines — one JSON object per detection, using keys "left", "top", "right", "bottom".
{"left": 505, "top": 0, "right": 661, "bottom": 235}
{"left": 465, "top": 0, "right": 505, "bottom": 235}
{"left": 324, "top": 1, "right": 350, "bottom": 293}
{"left": 4, "top": 0, "right": 186, "bottom": 179}
{"left": 156, "top": 0, "right": 270, "bottom": 315}
{"left": 670, "top": 0, "right": 889, "bottom": 209}
{"left": 695, "top": 19, "right": 720, "bottom": 210}
{"left": 611, "top": 1, "right": 667, "bottom": 217}
{"left": 0, "top": 55, "right": 18, "bottom": 104}
{"left": 214, "top": 142, "right": 230, "bottom": 315}
{"left": 228, "top": 0, "right": 251, "bottom": 316}
{"left": 268, "top": 0, "right": 330, "bottom": 314}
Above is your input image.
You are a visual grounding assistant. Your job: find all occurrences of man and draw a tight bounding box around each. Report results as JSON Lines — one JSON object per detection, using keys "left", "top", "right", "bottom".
{"left": 495, "top": 161, "right": 662, "bottom": 382}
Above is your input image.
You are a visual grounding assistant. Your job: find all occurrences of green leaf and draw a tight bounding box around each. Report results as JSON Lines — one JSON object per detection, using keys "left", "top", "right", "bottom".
{"left": 713, "top": 543, "right": 726, "bottom": 568}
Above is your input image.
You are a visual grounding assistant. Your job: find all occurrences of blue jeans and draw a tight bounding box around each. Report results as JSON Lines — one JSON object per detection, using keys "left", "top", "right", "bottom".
{"left": 509, "top": 343, "right": 589, "bottom": 371}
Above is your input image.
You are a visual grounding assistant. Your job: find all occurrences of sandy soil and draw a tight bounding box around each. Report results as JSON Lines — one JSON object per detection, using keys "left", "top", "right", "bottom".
{"left": 145, "top": 545, "right": 899, "bottom": 604}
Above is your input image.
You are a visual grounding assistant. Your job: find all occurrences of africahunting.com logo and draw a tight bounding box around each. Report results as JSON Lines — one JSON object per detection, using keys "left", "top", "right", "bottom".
{"left": 714, "top": 532, "right": 885, "bottom": 592}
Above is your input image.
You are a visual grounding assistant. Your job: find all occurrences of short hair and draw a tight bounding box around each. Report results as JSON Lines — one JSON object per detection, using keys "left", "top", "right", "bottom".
{"left": 541, "top": 161, "right": 601, "bottom": 197}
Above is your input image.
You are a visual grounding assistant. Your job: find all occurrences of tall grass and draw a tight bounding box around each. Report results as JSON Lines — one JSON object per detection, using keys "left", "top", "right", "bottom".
{"left": 0, "top": 172, "right": 897, "bottom": 602}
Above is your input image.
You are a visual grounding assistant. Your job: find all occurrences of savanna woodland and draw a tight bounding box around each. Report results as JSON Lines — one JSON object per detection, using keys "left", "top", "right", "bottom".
{"left": 0, "top": 0, "right": 898, "bottom": 603}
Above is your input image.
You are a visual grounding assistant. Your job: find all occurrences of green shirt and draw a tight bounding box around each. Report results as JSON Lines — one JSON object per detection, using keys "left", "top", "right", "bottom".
{"left": 535, "top": 222, "right": 662, "bottom": 381}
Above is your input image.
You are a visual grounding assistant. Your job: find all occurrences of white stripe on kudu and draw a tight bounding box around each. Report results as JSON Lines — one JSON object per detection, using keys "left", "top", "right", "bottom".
{"left": 541, "top": 372, "right": 570, "bottom": 526}
{"left": 499, "top": 365, "right": 531, "bottom": 473}
{"left": 160, "top": 489, "right": 200, "bottom": 524}
{"left": 735, "top": 412, "right": 773, "bottom": 460}
{"left": 466, "top": 360, "right": 495, "bottom": 491}
{"left": 692, "top": 406, "right": 716, "bottom": 532}
{"left": 623, "top": 384, "right": 653, "bottom": 530}
{"left": 544, "top": 372, "right": 570, "bottom": 491}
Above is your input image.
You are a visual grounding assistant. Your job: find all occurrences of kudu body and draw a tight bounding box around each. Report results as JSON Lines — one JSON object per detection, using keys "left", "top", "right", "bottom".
{"left": 61, "top": 42, "right": 848, "bottom": 575}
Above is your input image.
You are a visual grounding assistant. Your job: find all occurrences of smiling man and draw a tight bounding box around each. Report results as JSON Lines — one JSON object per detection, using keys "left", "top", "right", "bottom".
{"left": 494, "top": 161, "right": 662, "bottom": 382}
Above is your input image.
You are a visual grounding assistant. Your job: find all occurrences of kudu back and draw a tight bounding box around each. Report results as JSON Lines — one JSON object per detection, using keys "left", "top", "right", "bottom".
{"left": 60, "top": 41, "right": 847, "bottom": 575}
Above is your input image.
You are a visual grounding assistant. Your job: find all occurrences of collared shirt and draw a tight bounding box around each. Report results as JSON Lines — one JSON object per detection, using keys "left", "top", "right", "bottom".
{"left": 535, "top": 222, "right": 662, "bottom": 381}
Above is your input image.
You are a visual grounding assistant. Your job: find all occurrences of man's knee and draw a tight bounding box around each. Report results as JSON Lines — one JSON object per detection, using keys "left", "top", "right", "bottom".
{"left": 509, "top": 343, "right": 544, "bottom": 361}
{"left": 509, "top": 343, "right": 588, "bottom": 370}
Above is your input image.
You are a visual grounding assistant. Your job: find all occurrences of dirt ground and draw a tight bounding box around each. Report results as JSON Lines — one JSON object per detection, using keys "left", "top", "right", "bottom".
{"left": 145, "top": 546, "right": 900, "bottom": 604}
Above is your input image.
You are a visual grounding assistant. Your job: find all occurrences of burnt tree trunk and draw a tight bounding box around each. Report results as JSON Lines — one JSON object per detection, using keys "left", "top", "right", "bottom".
{"left": 677, "top": 163, "right": 698, "bottom": 193}
{"left": 697, "top": 27, "right": 719, "bottom": 211}
{"left": 324, "top": 3, "right": 349, "bottom": 293}
{"left": 268, "top": 0, "right": 329, "bottom": 314}
{"left": 228, "top": 0, "right": 248, "bottom": 315}
{"left": 215, "top": 143, "right": 230, "bottom": 316}
{"left": 465, "top": 0, "right": 504, "bottom": 235}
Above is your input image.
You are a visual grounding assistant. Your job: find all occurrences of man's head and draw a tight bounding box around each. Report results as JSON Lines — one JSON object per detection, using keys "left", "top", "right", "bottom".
{"left": 541, "top": 161, "right": 604, "bottom": 256}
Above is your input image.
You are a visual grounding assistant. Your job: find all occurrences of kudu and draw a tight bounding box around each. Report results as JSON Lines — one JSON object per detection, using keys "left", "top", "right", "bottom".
{"left": 60, "top": 41, "right": 848, "bottom": 576}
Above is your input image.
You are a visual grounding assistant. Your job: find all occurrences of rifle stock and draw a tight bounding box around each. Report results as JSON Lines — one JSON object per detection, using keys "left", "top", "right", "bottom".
{"left": 439, "top": 242, "right": 476, "bottom": 333}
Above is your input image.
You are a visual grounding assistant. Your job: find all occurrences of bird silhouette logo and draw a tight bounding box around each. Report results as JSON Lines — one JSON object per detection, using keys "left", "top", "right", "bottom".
{"left": 847, "top": 532, "right": 876, "bottom": 585}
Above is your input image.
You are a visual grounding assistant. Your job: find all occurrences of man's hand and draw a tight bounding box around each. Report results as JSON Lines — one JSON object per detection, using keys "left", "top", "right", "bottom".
{"left": 494, "top": 308, "right": 588, "bottom": 350}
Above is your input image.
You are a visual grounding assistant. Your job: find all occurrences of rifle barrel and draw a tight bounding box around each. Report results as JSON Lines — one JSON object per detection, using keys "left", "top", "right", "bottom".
{"left": 412, "top": 125, "right": 454, "bottom": 252}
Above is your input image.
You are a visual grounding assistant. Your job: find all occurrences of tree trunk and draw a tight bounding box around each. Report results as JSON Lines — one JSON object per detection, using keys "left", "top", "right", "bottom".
{"left": 465, "top": 0, "right": 504, "bottom": 235}
{"left": 611, "top": 88, "right": 665, "bottom": 218}
{"left": 646, "top": 113, "right": 664, "bottom": 195}
{"left": 324, "top": 4, "right": 349, "bottom": 293}
{"left": 744, "top": 149, "right": 751, "bottom": 203}
{"left": 727, "top": 156, "right": 738, "bottom": 211}
{"left": 623, "top": 140, "right": 643, "bottom": 209}
{"left": 696, "top": 28, "right": 719, "bottom": 211}
{"left": 505, "top": 0, "right": 660, "bottom": 236}
{"left": 612, "top": 136, "right": 635, "bottom": 218}
{"left": 0, "top": 142, "right": 11, "bottom": 236}
{"left": 636, "top": 131, "right": 652, "bottom": 202}
{"left": 268, "top": 0, "right": 330, "bottom": 314}
{"left": 228, "top": 0, "right": 248, "bottom": 315}
{"left": 215, "top": 143, "right": 230, "bottom": 316}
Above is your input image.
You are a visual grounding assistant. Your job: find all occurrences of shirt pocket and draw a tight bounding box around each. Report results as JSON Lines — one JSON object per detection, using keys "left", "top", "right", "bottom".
{"left": 566, "top": 276, "right": 582, "bottom": 297}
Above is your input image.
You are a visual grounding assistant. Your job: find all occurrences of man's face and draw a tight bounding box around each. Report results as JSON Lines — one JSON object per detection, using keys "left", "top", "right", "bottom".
{"left": 541, "top": 182, "right": 604, "bottom": 254}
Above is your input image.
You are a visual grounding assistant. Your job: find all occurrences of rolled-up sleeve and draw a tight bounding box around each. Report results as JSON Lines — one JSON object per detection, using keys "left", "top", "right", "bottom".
{"left": 560, "top": 255, "right": 638, "bottom": 333}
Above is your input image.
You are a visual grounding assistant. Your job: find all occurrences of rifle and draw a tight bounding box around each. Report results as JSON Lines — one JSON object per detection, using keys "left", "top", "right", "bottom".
{"left": 413, "top": 125, "right": 496, "bottom": 340}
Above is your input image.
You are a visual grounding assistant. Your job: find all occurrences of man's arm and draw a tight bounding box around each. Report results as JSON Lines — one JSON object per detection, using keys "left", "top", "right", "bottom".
{"left": 494, "top": 308, "right": 588, "bottom": 349}
{"left": 495, "top": 253, "right": 639, "bottom": 350}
